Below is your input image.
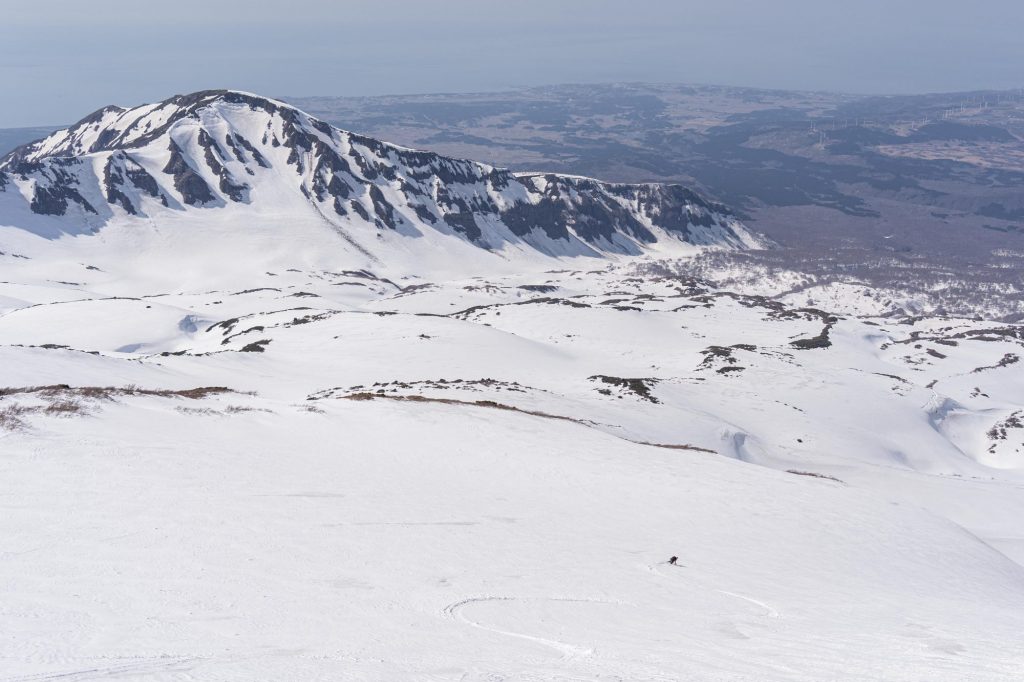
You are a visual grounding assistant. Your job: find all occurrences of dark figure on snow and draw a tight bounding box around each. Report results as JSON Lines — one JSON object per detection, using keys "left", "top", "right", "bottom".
{"left": 668, "top": 556, "right": 678, "bottom": 565}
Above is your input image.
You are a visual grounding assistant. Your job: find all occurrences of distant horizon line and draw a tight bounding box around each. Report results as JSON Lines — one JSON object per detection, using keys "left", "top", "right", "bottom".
{"left": 6, "top": 80, "right": 1024, "bottom": 131}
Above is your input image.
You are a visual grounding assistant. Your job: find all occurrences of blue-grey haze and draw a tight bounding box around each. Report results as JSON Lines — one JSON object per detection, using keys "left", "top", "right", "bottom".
{"left": 1, "top": 0, "right": 1021, "bottom": 128}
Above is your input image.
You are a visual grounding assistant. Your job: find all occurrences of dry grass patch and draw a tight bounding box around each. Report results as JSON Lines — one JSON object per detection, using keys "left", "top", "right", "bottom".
{"left": 0, "top": 385, "right": 237, "bottom": 400}
{"left": 0, "top": 385, "right": 244, "bottom": 429}
{"left": 224, "top": 405, "right": 274, "bottom": 414}
{"left": 786, "top": 470, "right": 845, "bottom": 483}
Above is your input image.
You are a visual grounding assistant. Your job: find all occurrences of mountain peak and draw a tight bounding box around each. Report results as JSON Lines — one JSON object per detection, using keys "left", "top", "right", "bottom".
{"left": 1, "top": 89, "right": 305, "bottom": 166}
{"left": 0, "top": 89, "right": 763, "bottom": 270}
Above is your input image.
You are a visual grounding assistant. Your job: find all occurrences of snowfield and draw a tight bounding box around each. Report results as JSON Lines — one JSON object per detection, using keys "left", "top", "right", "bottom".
{"left": 1, "top": 258, "right": 1023, "bottom": 681}
{"left": 0, "top": 91, "right": 1023, "bottom": 681}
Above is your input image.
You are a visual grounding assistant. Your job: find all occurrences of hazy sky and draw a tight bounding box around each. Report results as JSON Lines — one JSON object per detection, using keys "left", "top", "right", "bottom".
{"left": 1, "top": 0, "right": 1021, "bottom": 127}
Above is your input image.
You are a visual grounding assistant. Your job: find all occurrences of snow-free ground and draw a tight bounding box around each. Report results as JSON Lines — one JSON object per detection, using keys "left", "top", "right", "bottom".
{"left": 2, "top": 239, "right": 1024, "bottom": 680}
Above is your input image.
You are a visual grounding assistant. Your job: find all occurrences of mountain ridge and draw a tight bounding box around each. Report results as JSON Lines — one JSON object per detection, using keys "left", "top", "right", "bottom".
{"left": 0, "top": 90, "right": 762, "bottom": 269}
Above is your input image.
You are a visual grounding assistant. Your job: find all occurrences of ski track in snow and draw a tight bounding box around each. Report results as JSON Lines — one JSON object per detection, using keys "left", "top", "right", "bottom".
{"left": 646, "top": 562, "right": 781, "bottom": 619}
{"left": 716, "top": 590, "right": 782, "bottom": 619}
{"left": 0, "top": 657, "right": 199, "bottom": 682}
{"left": 442, "top": 596, "right": 625, "bottom": 661}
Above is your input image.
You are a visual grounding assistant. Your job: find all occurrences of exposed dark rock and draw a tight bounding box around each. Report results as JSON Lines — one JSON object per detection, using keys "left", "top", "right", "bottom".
{"left": 162, "top": 140, "right": 215, "bottom": 206}
{"left": 589, "top": 375, "right": 660, "bottom": 403}
{"left": 368, "top": 185, "right": 397, "bottom": 229}
{"left": 987, "top": 411, "right": 1023, "bottom": 453}
{"left": 102, "top": 156, "right": 137, "bottom": 215}
{"left": 347, "top": 146, "right": 380, "bottom": 180}
{"left": 325, "top": 172, "right": 352, "bottom": 200}
{"left": 224, "top": 133, "right": 247, "bottom": 163}
{"left": 350, "top": 200, "right": 370, "bottom": 222}
{"left": 700, "top": 344, "right": 757, "bottom": 369}
{"left": 500, "top": 197, "right": 572, "bottom": 240}
{"left": 443, "top": 212, "right": 481, "bottom": 240}
{"left": 972, "top": 353, "right": 1020, "bottom": 374}
{"left": 30, "top": 184, "right": 96, "bottom": 216}
{"left": 239, "top": 339, "right": 271, "bottom": 353}
{"left": 197, "top": 129, "right": 247, "bottom": 202}
{"left": 411, "top": 204, "right": 437, "bottom": 224}
{"left": 790, "top": 324, "right": 834, "bottom": 350}
{"left": 232, "top": 133, "right": 270, "bottom": 168}
{"left": 124, "top": 158, "right": 166, "bottom": 205}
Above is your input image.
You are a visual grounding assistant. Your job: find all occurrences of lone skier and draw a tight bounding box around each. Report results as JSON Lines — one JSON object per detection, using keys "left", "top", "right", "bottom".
{"left": 668, "top": 556, "right": 678, "bottom": 565}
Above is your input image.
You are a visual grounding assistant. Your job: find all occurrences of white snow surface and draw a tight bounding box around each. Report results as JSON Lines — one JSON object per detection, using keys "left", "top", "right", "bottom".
{"left": 1, "top": 244, "right": 1023, "bottom": 680}
{"left": 0, "top": 91, "right": 1023, "bottom": 681}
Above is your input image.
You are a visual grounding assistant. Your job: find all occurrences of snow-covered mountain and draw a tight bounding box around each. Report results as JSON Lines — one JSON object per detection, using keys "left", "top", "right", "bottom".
{"left": 0, "top": 90, "right": 759, "bottom": 272}
{"left": 2, "top": 90, "right": 1024, "bottom": 681}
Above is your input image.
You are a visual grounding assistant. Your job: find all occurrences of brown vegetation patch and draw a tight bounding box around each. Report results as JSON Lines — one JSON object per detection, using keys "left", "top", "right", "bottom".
{"left": 0, "top": 385, "right": 235, "bottom": 400}
{"left": 786, "top": 470, "right": 845, "bottom": 483}
{"left": 336, "top": 392, "right": 712, "bottom": 454}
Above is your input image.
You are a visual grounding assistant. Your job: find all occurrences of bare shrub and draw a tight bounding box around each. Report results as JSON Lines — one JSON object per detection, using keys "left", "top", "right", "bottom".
{"left": 175, "top": 406, "right": 221, "bottom": 416}
{"left": 44, "top": 398, "right": 85, "bottom": 416}
{"left": 0, "top": 385, "right": 241, "bottom": 426}
{"left": 0, "top": 404, "right": 34, "bottom": 431}
{"left": 163, "top": 387, "right": 234, "bottom": 399}
{"left": 75, "top": 386, "right": 118, "bottom": 400}
{"left": 224, "top": 405, "right": 273, "bottom": 414}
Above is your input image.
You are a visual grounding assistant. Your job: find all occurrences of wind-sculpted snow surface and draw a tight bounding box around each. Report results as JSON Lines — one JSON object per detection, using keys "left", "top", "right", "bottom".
{"left": 0, "top": 90, "right": 759, "bottom": 266}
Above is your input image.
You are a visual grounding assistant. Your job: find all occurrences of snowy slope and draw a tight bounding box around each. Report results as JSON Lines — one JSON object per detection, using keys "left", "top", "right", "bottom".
{"left": 1, "top": 92, "right": 1024, "bottom": 681}
{"left": 1, "top": 258, "right": 1024, "bottom": 680}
